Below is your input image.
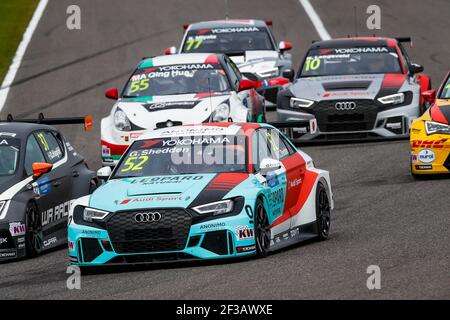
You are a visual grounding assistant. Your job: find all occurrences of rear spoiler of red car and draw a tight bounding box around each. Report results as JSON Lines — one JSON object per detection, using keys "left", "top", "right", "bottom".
{"left": 2, "top": 113, "right": 93, "bottom": 131}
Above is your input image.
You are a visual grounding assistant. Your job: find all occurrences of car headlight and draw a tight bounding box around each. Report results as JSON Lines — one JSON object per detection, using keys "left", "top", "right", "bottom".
{"left": 257, "top": 67, "right": 279, "bottom": 79}
{"left": 212, "top": 103, "right": 230, "bottom": 122}
{"left": 377, "top": 93, "right": 405, "bottom": 105}
{"left": 425, "top": 121, "right": 450, "bottom": 135}
{"left": 83, "top": 208, "right": 110, "bottom": 222}
{"left": 193, "top": 199, "right": 234, "bottom": 215}
{"left": 114, "top": 109, "right": 131, "bottom": 131}
{"left": 290, "top": 97, "right": 314, "bottom": 108}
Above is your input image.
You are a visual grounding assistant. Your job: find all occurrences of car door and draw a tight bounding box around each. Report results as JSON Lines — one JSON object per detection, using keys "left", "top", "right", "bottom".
{"left": 252, "top": 129, "right": 287, "bottom": 227}
{"left": 33, "top": 130, "right": 72, "bottom": 241}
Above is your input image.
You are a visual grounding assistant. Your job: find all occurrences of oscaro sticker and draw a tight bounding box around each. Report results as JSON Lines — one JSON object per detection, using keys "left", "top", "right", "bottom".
{"left": 418, "top": 149, "right": 435, "bottom": 163}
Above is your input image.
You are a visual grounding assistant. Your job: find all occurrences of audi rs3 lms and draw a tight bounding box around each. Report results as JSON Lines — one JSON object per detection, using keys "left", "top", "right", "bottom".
{"left": 410, "top": 71, "right": 450, "bottom": 176}
{"left": 68, "top": 123, "right": 333, "bottom": 266}
{"left": 101, "top": 53, "right": 265, "bottom": 166}
{"left": 277, "top": 37, "right": 431, "bottom": 141}
{"left": 168, "top": 19, "right": 293, "bottom": 105}
{"left": 0, "top": 115, "right": 96, "bottom": 261}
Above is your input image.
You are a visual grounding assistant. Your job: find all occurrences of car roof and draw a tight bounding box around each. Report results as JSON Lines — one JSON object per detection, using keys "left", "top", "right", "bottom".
{"left": 139, "top": 53, "right": 223, "bottom": 68}
{"left": 187, "top": 19, "right": 268, "bottom": 30}
{"left": 309, "top": 37, "right": 398, "bottom": 50}
{"left": 0, "top": 122, "right": 56, "bottom": 138}
{"left": 138, "top": 123, "right": 269, "bottom": 140}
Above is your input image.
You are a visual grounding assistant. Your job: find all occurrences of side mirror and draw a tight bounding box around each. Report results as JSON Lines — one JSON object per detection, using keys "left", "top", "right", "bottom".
{"left": 32, "top": 163, "right": 53, "bottom": 178}
{"left": 279, "top": 41, "right": 292, "bottom": 52}
{"left": 165, "top": 46, "right": 177, "bottom": 55}
{"left": 97, "top": 166, "right": 112, "bottom": 180}
{"left": 105, "top": 87, "right": 119, "bottom": 100}
{"left": 282, "top": 69, "right": 295, "bottom": 82}
{"left": 422, "top": 89, "right": 436, "bottom": 103}
{"left": 259, "top": 158, "right": 282, "bottom": 176}
{"left": 409, "top": 63, "right": 424, "bottom": 74}
{"left": 238, "top": 79, "right": 257, "bottom": 92}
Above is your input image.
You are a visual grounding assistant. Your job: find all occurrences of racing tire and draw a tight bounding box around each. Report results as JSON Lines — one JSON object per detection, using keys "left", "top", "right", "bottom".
{"left": 25, "top": 202, "right": 43, "bottom": 257}
{"left": 255, "top": 198, "right": 270, "bottom": 257}
{"left": 315, "top": 182, "right": 331, "bottom": 241}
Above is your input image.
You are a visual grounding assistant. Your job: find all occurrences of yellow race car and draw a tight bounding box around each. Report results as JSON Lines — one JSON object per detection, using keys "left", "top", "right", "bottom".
{"left": 410, "top": 71, "right": 450, "bottom": 176}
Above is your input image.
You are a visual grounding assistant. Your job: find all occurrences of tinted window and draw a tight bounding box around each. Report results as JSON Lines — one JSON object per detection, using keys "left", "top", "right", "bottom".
{"left": 0, "top": 138, "right": 20, "bottom": 176}
{"left": 25, "top": 135, "right": 46, "bottom": 176}
{"left": 252, "top": 130, "right": 271, "bottom": 171}
{"left": 35, "top": 131, "right": 64, "bottom": 164}
{"left": 300, "top": 47, "right": 402, "bottom": 77}
{"left": 440, "top": 76, "right": 450, "bottom": 99}
{"left": 182, "top": 27, "right": 274, "bottom": 54}
{"left": 123, "top": 63, "right": 230, "bottom": 97}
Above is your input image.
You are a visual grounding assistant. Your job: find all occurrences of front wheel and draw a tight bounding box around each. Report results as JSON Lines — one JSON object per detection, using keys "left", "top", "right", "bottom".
{"left": 315, "top": 182, "right": 331, "bottom": 240}
{"left": 255, "top": 199, "right": 270, "bottom": 257}
{"left": 25, "top": 202, "right": 43, "bottom": 257}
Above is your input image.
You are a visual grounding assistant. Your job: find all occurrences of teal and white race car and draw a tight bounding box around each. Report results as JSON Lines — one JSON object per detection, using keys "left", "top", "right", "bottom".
{"left": 68, "top": 123, "right": 333, "bottom": 266}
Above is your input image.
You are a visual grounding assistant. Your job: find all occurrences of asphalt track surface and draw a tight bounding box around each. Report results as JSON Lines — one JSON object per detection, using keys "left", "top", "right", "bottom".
{"left": 0, "top": 0, "right": 449, "bottom": 299}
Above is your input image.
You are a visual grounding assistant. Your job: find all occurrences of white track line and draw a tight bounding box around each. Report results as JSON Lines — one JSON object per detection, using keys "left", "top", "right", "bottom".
{"left": 0, "top": 0, "right": 49, "bottom": 113}
{"left": 299, "top": 0, "right": 331, "bottom": 41}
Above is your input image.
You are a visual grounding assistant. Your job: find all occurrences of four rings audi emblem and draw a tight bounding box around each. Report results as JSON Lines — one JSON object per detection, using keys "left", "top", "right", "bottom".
{"left": 134, "top": 212, "right": 162, "bottom": 223}
{"left": 335, "top": 101, "right": 357, "bottom": 111}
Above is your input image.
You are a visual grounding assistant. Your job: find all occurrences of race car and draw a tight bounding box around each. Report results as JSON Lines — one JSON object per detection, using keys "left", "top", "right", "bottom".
{"left": 166, "top": 19, "right": 293, "bottom": 105}
{"left": 68, "top": 123, "right": 333, "bottom": 266}
{"left": 0, "top": 114, "right": 96, "bottom": 261}
{"left": 410, "top": 71, "right": 450, "bottom": 176}
{"left": 277, "top": 37, "right": 432, "bottom": 141}
{"left": 101, "top": 53, "right": 265, "bottom": 166}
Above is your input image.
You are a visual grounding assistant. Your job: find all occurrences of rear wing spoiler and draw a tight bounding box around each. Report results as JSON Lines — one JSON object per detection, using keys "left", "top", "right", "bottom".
{"left": 1, "top": 113, "right": 93, "bottom": 131}
{"left": 395, "top": 37, "right": 412, "bottom": 46}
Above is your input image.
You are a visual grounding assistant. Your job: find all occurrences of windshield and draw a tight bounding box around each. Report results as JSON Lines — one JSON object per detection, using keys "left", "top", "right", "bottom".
{"left": 0, "top": 139, "right": 20, "bottom": 176}
{"left": 300, "top": 47, "right": 402, "bottom": 77}
{"left": 123, "top": 64, "right": 230, "bottom": 97}
{"left": 182, "top": 27, "right": 274, "bottom": 54}
{"left": 112, "top": 135, "right": 248, "bottom": 178}
{"left": 440, "top": 76, "right": 450, "bottom": 99}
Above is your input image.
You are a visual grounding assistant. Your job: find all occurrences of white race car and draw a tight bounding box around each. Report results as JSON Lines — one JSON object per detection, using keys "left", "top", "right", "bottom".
{"left": 166, "top": 19, "right": 293, "bottom": 105}
{"left": 101, "top": 53, "right": 265, "bottom": 166}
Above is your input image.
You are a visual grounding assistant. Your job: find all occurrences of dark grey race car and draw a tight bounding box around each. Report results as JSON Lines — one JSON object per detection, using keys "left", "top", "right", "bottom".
{"left": 0, "top": 115, "right": 97, "bottom": 261}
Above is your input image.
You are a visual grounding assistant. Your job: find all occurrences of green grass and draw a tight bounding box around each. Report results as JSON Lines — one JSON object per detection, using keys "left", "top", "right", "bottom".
{"left": 0, "top": 0, "right": 39, "bottom": 83}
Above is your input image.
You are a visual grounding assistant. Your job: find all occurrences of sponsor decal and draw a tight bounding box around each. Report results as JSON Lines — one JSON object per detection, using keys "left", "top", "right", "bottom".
{"left": 130, "top": 133, "right": 143, "bottom": 139}
{"left": 143, "top": 101, "right": 200, "bottom": 112}
{"left": 418, "top": 149, "right": 435, "bottom": 163}
{"left": 0, "top": 238, "right": 7, "bottom": 245}
{"left": 47, "top": 148, "right": 62, "bottom": 161}
{"left": 386, "top": 122, "right": 402, "bottom": 130}
{"left": 18, "top": 243, "right": 25, "bottom": 249}
{"left": 0, "top": 139, "right": 9, "bottom": 145}
{"left": 235, "top": 226, "right": 254, "bottom": 240}
{"left": 44, "top": 237, "right": 57, "bottom": 247}
{"left": 120, "top": 195, "right": 183, "bottom": 205}
{"left": 81, "top": 230, "right": 102, "bottom": 235}
{"left": 266, "top": 172, "right": 279, "bottom": 188}
{"left": 9, "top": 222, "right": 26, "bottom": 236}
{"left": 129, "top": 146, "right": 189, "bottom": 157}
{"left": 0, "top": 251, "right": 16, "bottom": 258}
{"left": 162, "top": 136, "right": 231, "bottom": 147}
{"left": 130, "top": 175, "right": 204, "bottom": 185}
{"left": 68, "top": 241, "right": 75, "bottom": 251}
{"left": 211, "top": 27, "right": 259, "bottom": 34}
{"left": 415, "top": 165, "right": 432, "bottom": 170}
{"left": 200, "top": 222, "right": 226, "bottom": 231}
{"left": 17, "top": 237, "right": 25, "bottom": 244}
{"left": 411, "top": 153, "right": 418, "bottom": 163}
{"left": 411, "top": 140, "right": 447, "bottom": 149}
{"left": 236, "top": 245, "right": 256, "bottom": 253}
{"left": 289, "top": 178, "right": 302, "bottom": 189}
{"left": 334, "top": 47, "right": 389, "bottom": 54}
{"left": 0, "top": 132, "right": 17, "bottom": 138}
{"left": 102, "top": 145, "right": 111, "bottom": 157}
{"left": 32, "top": 176, "right": 52, "bottom": 196}
{"left": 268, "top": 188, "right": 284, "bottom": 207}
{"left": 158, "top": 126, "right": 233, "bottom": 136}
{"left": 41, "top": 201, "right": 73, "bottom": 227}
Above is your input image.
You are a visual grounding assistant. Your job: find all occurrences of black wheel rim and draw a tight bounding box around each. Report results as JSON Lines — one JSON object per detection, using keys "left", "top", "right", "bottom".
{"left": 255, "top": 203, "right": 270, "bottom": 253}
{"left": 27, "top": 206, "right": 43, "bottom": 253}
{"left": 317, "top": 188, "right": 331, "bottom": 237}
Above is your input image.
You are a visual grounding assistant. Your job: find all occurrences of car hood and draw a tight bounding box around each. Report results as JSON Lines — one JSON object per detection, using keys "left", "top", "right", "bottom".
{"left": 89, "top": 173, "right": 250, "bottom": 212}
{"left": 289, "top": 73, "right": 407, "bottom": 101}
{"left": 230, "top": 50, "right": 279, "bottom": 74}
{"left": 0, "top": 175, "right": 23, "bottom": 199}
{"left": 115, "top": 93, "right": 230, "bottom": 130}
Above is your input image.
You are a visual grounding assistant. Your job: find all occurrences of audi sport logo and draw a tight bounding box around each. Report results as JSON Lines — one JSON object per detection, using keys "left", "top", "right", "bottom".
{"left": 335, "top": 101, "right": 356, "bottom": 111}
{"left": 134, "top": 212, "right": 162, "bottom": 223}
